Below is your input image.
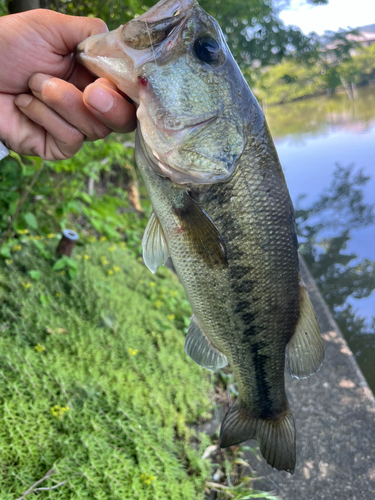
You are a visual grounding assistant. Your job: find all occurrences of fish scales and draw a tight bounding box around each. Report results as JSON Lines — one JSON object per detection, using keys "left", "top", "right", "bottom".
{"left": 77, "top": 0, "right": 324, "bottom": 473}
{"left": 137, "top": 128, "right": 300, "bottom": 420}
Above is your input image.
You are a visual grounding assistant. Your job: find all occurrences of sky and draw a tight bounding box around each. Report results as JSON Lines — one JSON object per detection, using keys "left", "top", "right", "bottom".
{"left": 279, "top": 0, "right": 375, "bottom": 35}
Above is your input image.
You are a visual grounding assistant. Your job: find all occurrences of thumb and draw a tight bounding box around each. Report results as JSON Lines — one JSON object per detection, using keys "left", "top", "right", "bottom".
{"left": 31, "top": 10, "right": 108, "bottom": 55}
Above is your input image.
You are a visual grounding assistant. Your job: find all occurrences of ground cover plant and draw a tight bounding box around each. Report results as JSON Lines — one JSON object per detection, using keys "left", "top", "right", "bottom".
{"left": 0, "top": 236, "right": 212, "bottom": 499}
{"left": 0, "top": 236, "right": 279, "bottom": 499}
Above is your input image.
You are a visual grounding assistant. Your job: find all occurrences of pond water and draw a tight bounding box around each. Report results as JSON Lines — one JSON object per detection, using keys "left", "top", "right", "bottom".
{"left": 264, "top": 86, "right": 375, "bottom": 391}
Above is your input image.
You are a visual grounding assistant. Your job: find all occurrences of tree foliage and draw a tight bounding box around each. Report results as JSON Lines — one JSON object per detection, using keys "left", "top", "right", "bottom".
{"left": 254, "top": 39, "right": 375, "bottom": 104}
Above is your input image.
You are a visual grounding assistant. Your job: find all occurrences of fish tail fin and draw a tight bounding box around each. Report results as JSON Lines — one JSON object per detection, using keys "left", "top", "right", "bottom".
{"left": 219, "top": 404, "right": 296, "bottom": 473}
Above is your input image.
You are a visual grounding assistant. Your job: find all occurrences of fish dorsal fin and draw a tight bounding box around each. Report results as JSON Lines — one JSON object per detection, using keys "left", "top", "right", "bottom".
{"left": 185, "top": 315, "right": 228, "bottom": 371}
{"left": 142, "top": 211, "right": 170, "bottom": 274}
{"left": 174, "top": 195, "right": 227, "bottom": 268}
{"left": 286, "top": 278, "right": 324, "bottom": 379}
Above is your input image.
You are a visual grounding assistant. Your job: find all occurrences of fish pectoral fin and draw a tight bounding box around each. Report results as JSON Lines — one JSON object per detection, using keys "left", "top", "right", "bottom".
{"left": 286, "top": 278, "right": 324, "bottom": 379}
{"left": 142, "top": 211, "right": 170, "bottom": 274}
{"left": 174, "top": 195, "right": 227, "bottom": 268}
{"left": 219, "top": 404, "right": 296, "bottom": 474}
{"left": 184, "top": 315, "right": 228, "bottom": 371}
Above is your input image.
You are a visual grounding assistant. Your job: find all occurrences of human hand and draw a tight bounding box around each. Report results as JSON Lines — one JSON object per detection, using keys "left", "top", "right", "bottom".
{"left": 0, "top": 9, "right": 136, "bottom": 160}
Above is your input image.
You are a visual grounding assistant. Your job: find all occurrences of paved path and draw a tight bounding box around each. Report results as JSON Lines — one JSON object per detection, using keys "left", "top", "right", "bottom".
{"left": 247, "top": 258, "right": 375, "bottom": 499}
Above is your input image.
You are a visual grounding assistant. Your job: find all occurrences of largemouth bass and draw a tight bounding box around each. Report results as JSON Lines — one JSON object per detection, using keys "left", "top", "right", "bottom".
{"left": 77, "top": 0, "right": 324, "bottom": 473}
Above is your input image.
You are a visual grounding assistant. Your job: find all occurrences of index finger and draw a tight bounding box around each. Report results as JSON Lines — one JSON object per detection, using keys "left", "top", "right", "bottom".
{"left": 83, "top": 79, "right": 137, "bottom": 134}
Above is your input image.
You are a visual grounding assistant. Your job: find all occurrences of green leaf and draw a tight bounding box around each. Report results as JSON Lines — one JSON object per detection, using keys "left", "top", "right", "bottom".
{"left": 104, "top": 225, "right": 121, "bottom": 240}
{"left": 90, "top": 218, "right": 104, "bottom": 233}
{"left": 40, "top": 294, "right": 50, "bottom": 305}
{"left": 24, "top": 212, "right": 38, "bottom": 230}
{"left": 0, "top": 244, "right": 11, "bottom": 259}
{"left": 79, "top": 192, "right": 92, "bottom": 204}
{"left": 9, "top": 199, "right": 19, "bottom": 216}
{"left": 33, "top": 240, "right": 45, "bottom": 251}
{"left": 64, "top": 256, "right": 78, "bottom": 270}
{"left": 52, "top": 258, "right": 67, "bottom": 271}
{"left": 68, "top": 268, "right": 77, "bottom": 279}
{"left": 29, "top": 270, "right": 41, "bottom": 281}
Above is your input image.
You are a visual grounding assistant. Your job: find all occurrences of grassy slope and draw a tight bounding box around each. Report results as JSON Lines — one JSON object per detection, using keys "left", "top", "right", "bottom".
{"left": 0, "top": 239, "right": 213, "bottom": 499}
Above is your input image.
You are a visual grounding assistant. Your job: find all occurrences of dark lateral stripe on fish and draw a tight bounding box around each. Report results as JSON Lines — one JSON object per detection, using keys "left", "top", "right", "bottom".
{"left": 229, "top": 264, "right": 254, "bottom": 281}
{"left": 250, "top": 341, "right": 274, "bottom": 418}
{"left": 234, "top": 301, "right": 250, "bottom": 313}
{"left": 231, "top": 278, "right": 255, "bottom": 295}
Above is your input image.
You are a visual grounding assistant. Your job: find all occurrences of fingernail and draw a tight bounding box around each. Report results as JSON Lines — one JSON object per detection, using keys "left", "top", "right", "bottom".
{"left": 15, "top": 94, "right": 33, "bottom": 108}
{"left": 29, "top": 74, "right": 50, "bottom": 94}
{"left": 86, "top": 85, "right": 114, "bottom": 113}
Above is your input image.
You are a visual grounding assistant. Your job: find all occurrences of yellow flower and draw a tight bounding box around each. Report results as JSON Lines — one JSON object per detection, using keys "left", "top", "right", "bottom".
{"left": 149, "top": 282, "right": 156, "bottom": 287}
{"left": 55, "top": 292, "right": 62, "bottom": 298}
{"left": 169, "top": 290, "right": 178, "bottom": 297}
{"left": 12, "top": 245, "right": 21, "bottom": 251}
{"left": 59, "top": 271, "right": 65, "bottom": 275}
{"left": 50, "top": 405, "right": 70, "bottom": 418}
{"left": 141, "top": 473, "right": 155, "bottom": 485}
{"left": 22, "top": 282, "right": 31, "bottom": 289}
{"left": 119, "top": 242, "right": 126, "bottom": 249}
{"left": 84, "top": 254, "right": 90, "bottom": 260}
{"left": 167, "top": 314, "right": 175, "bottom": 321}
{"left": 108, "top": 245, "right": 117, "bottom": 252}
{"left": 35, "top": 343, "right": 45, "bottom": 353}
{"left": 100, "top": 236, "right": 107, "bottom": 242}
{"left": 86, "top": 236, "right": 97, "bottom": 243}
{"left": 113, "top": 266, "right": 120, "bottom": 272}
{"left": 35, "top": 235, "right": 42, "bottom": 240}
{"left": 47, "top": 233, "right": 55, "bottom": 238}
{"left": 128, "top": 347, "right": 139, "bottom": 356}
{"left": 29, "top": 235, "right": 35, "bottom": 240}
{"left": 5, "top": 259, "right": 13, "bottom": 265}
{"left": 154, "top": 300, "right": 163, "bottom": 309}
{"left": 107, "top": 269, "right": 114, "bottom": 275}
{"left": 17, "top": 229, "right": 29, "bottom": 235}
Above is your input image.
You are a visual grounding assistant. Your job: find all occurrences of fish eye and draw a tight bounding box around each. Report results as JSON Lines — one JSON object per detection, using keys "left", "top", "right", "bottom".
{"left": 193, "top": 36, "right": 221, "bottom": 65}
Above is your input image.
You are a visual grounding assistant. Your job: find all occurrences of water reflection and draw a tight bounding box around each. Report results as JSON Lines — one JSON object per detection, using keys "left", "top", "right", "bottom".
{"left": 264, "top": 87, "right": 375, "bottom": 392}
{"left": 265, "top": 86, "right": 375, "bottom": 140}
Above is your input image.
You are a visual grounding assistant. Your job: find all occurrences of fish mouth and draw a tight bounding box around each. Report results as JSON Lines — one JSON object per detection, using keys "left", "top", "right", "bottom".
{"left": 76, "top": 0, "right": 199, "bottom": 101}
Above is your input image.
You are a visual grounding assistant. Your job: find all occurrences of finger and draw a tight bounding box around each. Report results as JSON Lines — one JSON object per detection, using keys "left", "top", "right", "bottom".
{"left": 14, "top": 93, "right": 84, "bottom": 159}
{"left": 83, "top": 79, "right": 137, "bottom": 134}
{"left": 30, "top": 10, "right": 108, "bottom": 55}
{"left": 29, "top": 73, "right": 111, "bottom": 141}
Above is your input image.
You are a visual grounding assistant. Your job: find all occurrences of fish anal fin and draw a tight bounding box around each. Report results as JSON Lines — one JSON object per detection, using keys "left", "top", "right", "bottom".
{"left": 219, "top": 404, "right": 296, "bottom": 474}
{"left": 185, "top": 315, "right": 228, "bottom": 371}
{"left": 286, "top": 279, "right": 324, "bottom": 379}
{"left": 142, "top": 211, "right": 170, "bottom": 274}
{"left": 173, "top": 195, "right": 227, "bottom": 268}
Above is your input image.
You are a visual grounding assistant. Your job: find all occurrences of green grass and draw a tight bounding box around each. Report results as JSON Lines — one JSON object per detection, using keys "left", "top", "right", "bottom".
{"left": 0, "top": 238, "right": 213, "bottom": 499}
